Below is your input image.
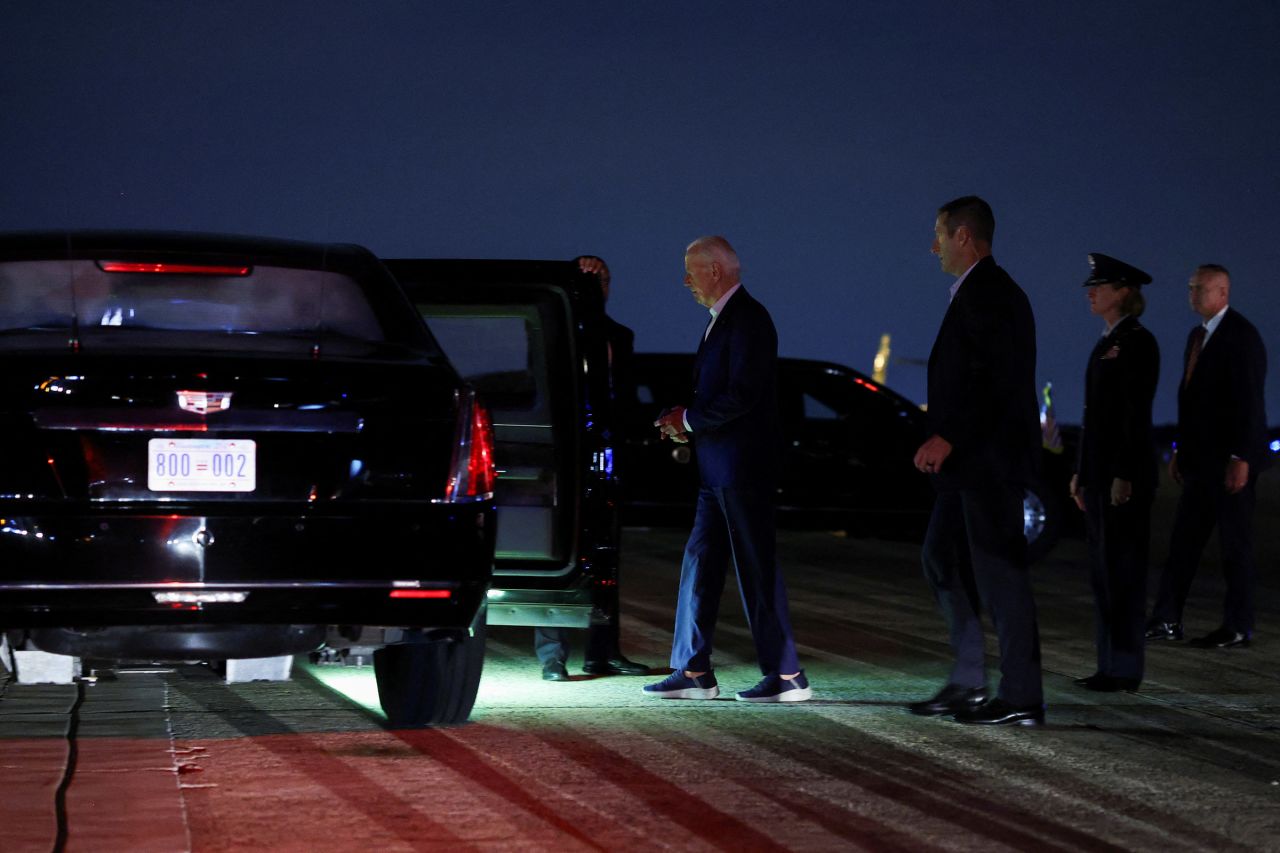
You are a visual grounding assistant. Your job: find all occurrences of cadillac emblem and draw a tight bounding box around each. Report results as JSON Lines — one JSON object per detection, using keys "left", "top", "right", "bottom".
{"left": 177, "top": 391, "right": 232, "bottom": 414}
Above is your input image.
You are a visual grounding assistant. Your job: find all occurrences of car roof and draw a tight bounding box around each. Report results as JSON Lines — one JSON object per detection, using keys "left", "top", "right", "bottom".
{"left": 0, "top": 230, "right": 376, "bottom": 271}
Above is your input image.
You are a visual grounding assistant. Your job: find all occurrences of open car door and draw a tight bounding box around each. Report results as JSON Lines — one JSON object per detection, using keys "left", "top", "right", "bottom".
{"left": 384, "top": 259, "right": 621, "bottom": 632}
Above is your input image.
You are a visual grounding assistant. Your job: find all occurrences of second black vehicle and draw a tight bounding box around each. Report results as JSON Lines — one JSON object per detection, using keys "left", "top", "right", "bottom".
{"left": 621, "top": 354, "right": 1074, "bottom": 561}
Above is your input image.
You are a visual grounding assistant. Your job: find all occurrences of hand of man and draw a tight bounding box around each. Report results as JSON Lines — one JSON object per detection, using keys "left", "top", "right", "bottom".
{"left": 576, "top": 255, "right": 607, "bottom": 277}
{"left": 1225, "top": 458, "right": 1249, "bottom": 494}
{"left": 654, "top": 406, "right": 689, "bottom": 443}
{"left": 1069, "top": 474, "right": 1085, "bottom": 512}
{"left": 1169, "top": 452, "right": 1182, "bottom": 485}
{"left": 913, "top": 434, "right": 952, "bottom": 474}
{"left": 1110, "top": 477, "right": 1132, "bottom": 507}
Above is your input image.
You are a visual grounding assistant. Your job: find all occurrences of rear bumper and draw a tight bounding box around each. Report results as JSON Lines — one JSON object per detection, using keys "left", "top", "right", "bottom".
{"left": 0, "top": 503, "right": 495, "bottom": 640}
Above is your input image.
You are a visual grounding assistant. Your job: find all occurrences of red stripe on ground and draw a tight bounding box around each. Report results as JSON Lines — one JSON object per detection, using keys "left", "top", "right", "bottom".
{"left": 0, "top": 738, "right": 67, "bottom": 851}
{"left": 64, "top": 738, "right": 189, "bottom": 853}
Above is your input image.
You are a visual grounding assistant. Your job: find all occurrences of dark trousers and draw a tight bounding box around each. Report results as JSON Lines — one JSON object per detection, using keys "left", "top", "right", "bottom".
{"left": 534, "top": 621, "right": 619, "bottom": 667}
{"left": 921, "top": 485, "right": 1043, "bottom": 706}
{"left": 670, "top": 486, "right": 799, "bottom": 675}
{"left": 1084, "top": 489, "right": 1151, "bottom": 681}
{"left": 1151, "top": 473, "right": 1258, "bottom": 633}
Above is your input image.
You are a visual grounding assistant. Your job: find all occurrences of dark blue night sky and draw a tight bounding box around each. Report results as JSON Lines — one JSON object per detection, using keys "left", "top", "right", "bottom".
{"left": 2, "top": 2, "right": 1276, "bottom": 424}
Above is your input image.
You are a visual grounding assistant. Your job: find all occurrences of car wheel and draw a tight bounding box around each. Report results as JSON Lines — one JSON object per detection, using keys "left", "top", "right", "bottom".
{"left": 1023, "top": 483, "right": 1061, "bottom": 564}
{"left": 373, "top": 604, "right": 487, "bottom": 728}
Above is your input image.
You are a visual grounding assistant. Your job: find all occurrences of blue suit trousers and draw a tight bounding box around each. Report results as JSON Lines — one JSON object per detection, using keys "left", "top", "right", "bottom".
{"left": 670, "top": 486, "right": 800, "bottom": 675}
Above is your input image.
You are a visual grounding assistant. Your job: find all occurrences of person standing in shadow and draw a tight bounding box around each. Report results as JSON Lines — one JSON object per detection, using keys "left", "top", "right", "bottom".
{"left": 1145, "top": 264, "right": 1269, "bottom": 649}
{"left": 537, "top": 255, "right": 649, "bottom": 681}
{"left": 1068, "top": 253, "right": 1159, "bottom": 692}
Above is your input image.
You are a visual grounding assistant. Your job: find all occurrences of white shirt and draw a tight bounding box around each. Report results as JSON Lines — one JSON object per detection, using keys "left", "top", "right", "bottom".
{"left": 1202, "top": 304, "right": 1229, "bottom": 344}
{"left": 949, "top": 259, "right": 981, "bottom": 302}
{"left": 684, "top": 282, "right": 744, "bottom": 432}
{"left": 703, "top": 282, "right": 742, "bottom": 340}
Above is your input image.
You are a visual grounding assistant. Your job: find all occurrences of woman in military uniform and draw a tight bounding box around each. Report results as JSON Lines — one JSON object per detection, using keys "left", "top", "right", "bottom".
{"left": 1068, "top": 253, "right": 1160, "bottom": 691}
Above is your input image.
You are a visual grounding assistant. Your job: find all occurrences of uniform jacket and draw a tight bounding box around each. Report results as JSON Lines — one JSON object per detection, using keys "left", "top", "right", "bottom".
{"left": 1076, "top": 315, "right": 1160, "bottom": 491}
{"left": 686, "top": 286, "right": 782, "bottom": 488}
{"left": 926, "top": 256, "right": 1040, "bottom": 491}
{"left": 1176, "top": 307, "right": 1269, "bottom": 477}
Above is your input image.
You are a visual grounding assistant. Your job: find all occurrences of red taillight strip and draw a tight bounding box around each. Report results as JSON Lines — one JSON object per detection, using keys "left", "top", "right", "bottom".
{"left": 98, "top": 261, "right": 252, "bottom": 276}
{"left": 389, "top": 590, "right": 452, "bottom": 599}
{"left": 94, "top": 423, "right": 209, "bottom": 432}
{"left": 468, "top": 398, "right": 496, "bottom": 497}
{"left": 439, "top": 389, "right": 497, "bottom": 503}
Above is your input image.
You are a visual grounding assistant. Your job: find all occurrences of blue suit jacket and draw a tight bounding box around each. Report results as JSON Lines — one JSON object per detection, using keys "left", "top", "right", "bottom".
{"left": 685, "top": 287, "right": 782, "bottom": 489}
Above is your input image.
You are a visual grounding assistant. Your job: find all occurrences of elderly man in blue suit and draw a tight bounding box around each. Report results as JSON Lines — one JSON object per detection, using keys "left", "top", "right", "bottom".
{"left": 643, "top": 236, "right": 809, "bottom": 703}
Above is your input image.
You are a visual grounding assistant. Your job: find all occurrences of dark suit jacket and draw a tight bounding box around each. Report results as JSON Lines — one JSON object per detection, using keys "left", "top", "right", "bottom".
{"left": 926, "top": 256, "right": 1040, "bottom": 491}
{"left": 1176, "top": 307, "right": 1269, "bottom": 477}
{"left": 1077, "top": 316, "right": 1160, "bottom": 491}
{"left": 686, "top": 287, "right": 782, "bottom": 489}
{"left": 603, "top": 313, "right": 635, "bottom": 413}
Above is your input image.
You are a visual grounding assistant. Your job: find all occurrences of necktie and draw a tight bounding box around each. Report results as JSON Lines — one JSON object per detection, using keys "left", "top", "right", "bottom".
{"left": 1183, "top": 326, "right": 1206, "bottom": 387}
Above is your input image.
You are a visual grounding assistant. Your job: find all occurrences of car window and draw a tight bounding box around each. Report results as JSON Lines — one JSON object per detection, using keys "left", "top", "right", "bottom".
{"left": 424, "top": 311, "right": 547, "bottom": 420}
{"left": 0, "top": 260, "right": 385, "bottom": 347}
{"left": 803, "top": 392, "right": 839, "bottom": 420}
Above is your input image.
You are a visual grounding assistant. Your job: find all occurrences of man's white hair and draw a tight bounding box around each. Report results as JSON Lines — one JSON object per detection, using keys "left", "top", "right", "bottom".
{"left": 686, "top": 235, "right": 741, "bottom": 282}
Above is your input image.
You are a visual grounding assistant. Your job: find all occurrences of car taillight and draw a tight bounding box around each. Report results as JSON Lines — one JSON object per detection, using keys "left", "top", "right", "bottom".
{"left": 97, "top": 261, "right": 252, "bottom": 276}
{"left": 440, "top": 389, "right": 496, "bottom": 503}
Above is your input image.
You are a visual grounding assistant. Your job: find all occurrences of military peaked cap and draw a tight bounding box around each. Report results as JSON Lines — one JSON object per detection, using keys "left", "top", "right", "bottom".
{"left": 1083, "top": 252, "right": 1152, "bottom": 287}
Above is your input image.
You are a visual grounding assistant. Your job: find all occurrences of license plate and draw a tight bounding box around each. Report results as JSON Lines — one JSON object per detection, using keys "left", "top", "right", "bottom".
{"left": 147, "top": 439, "right": 257, "bottom": 492}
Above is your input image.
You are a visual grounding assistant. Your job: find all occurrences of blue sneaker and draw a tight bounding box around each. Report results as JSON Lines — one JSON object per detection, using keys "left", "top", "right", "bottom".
{"left": 736, "top": 670, "right": 812, "bottom": 702}
{"left": 642, "top": 670, "right": 720, "bottom": 699}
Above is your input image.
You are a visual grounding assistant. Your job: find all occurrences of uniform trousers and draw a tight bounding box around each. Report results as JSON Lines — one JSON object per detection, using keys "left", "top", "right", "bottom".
{"left": 1083, "top": 489, "right": 1151, "bottom": 681}
{"left": 921, "top": 484, "right": 1043, "bottom": 707}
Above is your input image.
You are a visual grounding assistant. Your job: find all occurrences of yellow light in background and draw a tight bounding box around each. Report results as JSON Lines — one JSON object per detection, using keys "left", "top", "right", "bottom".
{"left": 872, "top": 333, "right": 891, "bottom": 385}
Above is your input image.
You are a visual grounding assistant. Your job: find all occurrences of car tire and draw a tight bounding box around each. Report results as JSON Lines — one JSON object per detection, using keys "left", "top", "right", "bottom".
{"left": 1023, "top": 482, "right": 1062, "bottom": 564}
{"left": 373, "top": 605, "right": 487, "bottom": 728}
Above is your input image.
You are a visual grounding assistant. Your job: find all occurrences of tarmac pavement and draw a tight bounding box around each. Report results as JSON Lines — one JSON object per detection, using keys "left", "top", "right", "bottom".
{"left": 1, "top": 472, "right": 1278, "bottom": 851}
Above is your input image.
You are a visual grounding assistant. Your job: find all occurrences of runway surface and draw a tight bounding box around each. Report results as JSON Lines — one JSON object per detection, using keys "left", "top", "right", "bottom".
{"left": 2, "top": 478, "right": 1278, "bottom": 851}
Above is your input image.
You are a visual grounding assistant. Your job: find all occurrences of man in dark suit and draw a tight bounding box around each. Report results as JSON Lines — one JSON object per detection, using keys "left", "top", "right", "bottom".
{"left": 536, "top": 255, "right": 649, "bottom": 680}
{"left": 909, "top": 196, "right": 1045, "bottom": 726}
{"left": 643, "top": 236, "right": 809, "bottom": 702}
{"left": 1146, "top": 264, "right": 1269, "bottom": 648}
{"left": 1068, "top": 253, "right": 1160, "bottom": 692}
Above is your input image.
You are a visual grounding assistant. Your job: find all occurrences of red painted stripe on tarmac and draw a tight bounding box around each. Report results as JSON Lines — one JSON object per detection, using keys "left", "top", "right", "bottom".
{"left": 64, "top": 738, "right": 190, "bottom": 853}
{"left": 0, "top": 738, "right": 67, "bottom": 851}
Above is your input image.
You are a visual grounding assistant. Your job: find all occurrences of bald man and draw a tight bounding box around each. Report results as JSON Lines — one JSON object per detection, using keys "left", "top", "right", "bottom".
{"left": 1147, "top": 264, "right": 1269, "bottom": 648}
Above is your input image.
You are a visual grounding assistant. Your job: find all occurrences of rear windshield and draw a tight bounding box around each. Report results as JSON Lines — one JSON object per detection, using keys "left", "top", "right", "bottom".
{"left": 0, "top": 260, "right": 389, "bottom": 352}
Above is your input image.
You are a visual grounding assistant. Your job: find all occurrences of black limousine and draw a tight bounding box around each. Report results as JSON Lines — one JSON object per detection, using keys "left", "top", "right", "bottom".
{"left": 0, "top": 234, "right": 626, "bottom": 727}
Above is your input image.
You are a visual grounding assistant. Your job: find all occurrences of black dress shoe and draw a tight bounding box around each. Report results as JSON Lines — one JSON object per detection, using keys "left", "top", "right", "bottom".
{"left": 1144, "top": 621, "right": 1184, "bottom": 641}
{"left": 953, "top": 698, "right": 1045, "bottom": 726}
{"left": 1187, "top": 628, "right": 1251, "bottom": 648}
{"left": 542, "top": 662, "right": 570, "bottom": 681}
{"left": 1073, "top": 673, "right": 1141, "bottom": 692}
{"left": 907, "top": 684, "right": 988, "bottom": 716}
{"left": 582, "top": 656, "right": 650, "bottom": 676}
